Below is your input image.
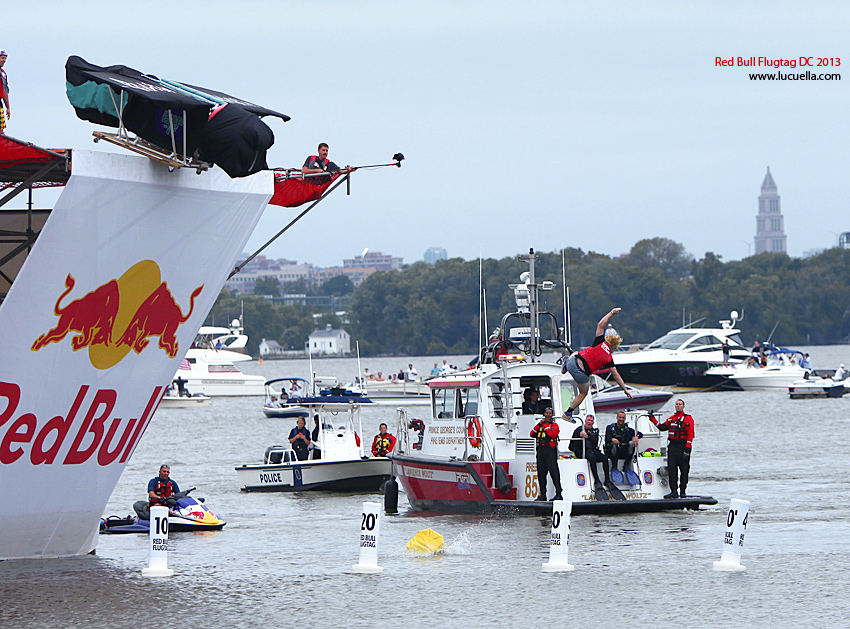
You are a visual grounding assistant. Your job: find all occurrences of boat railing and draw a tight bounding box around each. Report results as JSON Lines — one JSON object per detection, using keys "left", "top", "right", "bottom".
{"left": 462, "top": 416, "right": 502, "bottom": 491}
{"left": 264, "top": 445, "right": 297, "bottom": 465}
{"left": 394, "top": 407, "right": 416, "bottom": 455}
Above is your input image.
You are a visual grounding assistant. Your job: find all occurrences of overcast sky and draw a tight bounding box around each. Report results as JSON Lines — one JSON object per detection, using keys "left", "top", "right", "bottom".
{"left": 6, "top": 1, "right": 847, "bottom": 267}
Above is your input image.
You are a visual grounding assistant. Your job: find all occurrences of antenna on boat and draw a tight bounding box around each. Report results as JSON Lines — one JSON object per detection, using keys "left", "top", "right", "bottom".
{"left": 766, "top": 320, "right": 780, "bottom": 344}
{"left": 308, "top": 346, "right": 315, "bottom": 396}
{"left": 356, "top": 341, "right": 365, "bottom": 393}
{"left": 483, "top": 288, "right": 489, "bottom": 344}
{"left": 479, "top": 251, "right": 483, "bottom": 350}
{"left": 562, "top": 248, "right": 572, "bottom": 347}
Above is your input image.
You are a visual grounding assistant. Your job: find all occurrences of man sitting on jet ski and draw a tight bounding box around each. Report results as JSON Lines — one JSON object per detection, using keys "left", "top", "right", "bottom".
{"left": 133, "top": 464, "right": 180, "bottom": 520}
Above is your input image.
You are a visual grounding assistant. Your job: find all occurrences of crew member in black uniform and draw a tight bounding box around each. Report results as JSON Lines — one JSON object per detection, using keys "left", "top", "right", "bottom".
{"left": 288, "top": 417, "right": 312, "bottom": 461}
{"left": 605, "top": 411, "right": 641, "bottom": 473}
{"left": 649, "top": 398, "right": 695, "bottom": 499}
{"left": 522, "top": 388, "right": 543, "bottom": 414}
{"left": 530, "top": 407, "right": 562, "bottom": 502}
{"left": 570, "top": 415, "right": 612, "bottom": 488}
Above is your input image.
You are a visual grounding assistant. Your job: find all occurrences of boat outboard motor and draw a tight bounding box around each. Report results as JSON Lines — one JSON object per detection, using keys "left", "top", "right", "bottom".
{"left": 264, "top": 445, "right": 284, "bottom": 464}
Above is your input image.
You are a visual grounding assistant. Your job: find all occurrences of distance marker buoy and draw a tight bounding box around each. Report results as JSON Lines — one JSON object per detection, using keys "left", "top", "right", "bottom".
{"left": 712, "top": 498, "right": 749, "bottom": 572}
{"left": 542, "top": 499, "right": 574, "bottom": 572}
{"left": 142, "top": 505, "right": 174, "bottom": 577}
{"left": 352, "top": 501, "right": 383, "bottom": 574}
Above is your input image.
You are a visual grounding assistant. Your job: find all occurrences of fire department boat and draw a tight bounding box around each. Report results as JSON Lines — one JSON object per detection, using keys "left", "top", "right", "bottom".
{"left": 390, "top": 250, "right": 717, "bottom": 515}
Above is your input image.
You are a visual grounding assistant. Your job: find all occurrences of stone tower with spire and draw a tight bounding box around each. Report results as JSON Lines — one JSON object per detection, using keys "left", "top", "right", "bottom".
{"left": 754, "top": 167, "right": 786, "bottom": 254}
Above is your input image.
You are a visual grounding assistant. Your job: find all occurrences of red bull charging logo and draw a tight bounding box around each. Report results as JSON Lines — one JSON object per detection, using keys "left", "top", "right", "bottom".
{"left": 31, "top": 260, "right": 203, "bottom": 369}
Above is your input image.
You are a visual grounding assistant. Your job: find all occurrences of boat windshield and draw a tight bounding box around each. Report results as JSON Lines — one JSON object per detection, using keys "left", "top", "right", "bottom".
{"left": 559, "top": 379, "right": 577, "bottom": 413}
{"left": 433, "top": 388, "right": 457, "bottom": 418}
{"left": 727, "top": 333, "right": 744, "bottom": 347}
{"left": 683, "top": 335, "right": 723, "bottom": 352}
{"left": 645, "top": 332, "right": 695, "bottom": 350}
{"left": 458, "top": 388, "right": 479, "bottom": 417}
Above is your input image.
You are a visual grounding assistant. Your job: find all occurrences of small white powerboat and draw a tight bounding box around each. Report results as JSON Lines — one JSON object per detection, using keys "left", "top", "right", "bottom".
{"left": 590, "top": 375, "right": 673, "bottom": 414}
{"left": 237, "top": 400, "right": 391, "bottom": 492}
{"left": 788, "top": 374, "right": 849, "bottom": 399}
{"left": 158, "top": 381, "right": 211, "bottom": 408}
{"left": 706, "top": 348, "right": 808, "bottom": 390}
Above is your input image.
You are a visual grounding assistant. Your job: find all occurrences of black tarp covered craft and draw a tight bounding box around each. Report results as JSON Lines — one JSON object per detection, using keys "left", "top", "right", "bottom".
{"left": 65, "top": 56, "right": 289, "bottom": 178}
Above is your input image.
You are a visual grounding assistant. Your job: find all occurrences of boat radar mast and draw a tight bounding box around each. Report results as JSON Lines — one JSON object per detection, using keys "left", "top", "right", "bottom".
{"left": 480, "top": 249, "right": 567, "bottom": 365}
{"left": 719, "top": 309, "right": 743, "bottom": 330}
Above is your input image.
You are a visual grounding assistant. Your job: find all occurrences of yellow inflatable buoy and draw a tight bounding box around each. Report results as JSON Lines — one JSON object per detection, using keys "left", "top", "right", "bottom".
{"left": 406, "top": 528, "right": 444, "bottom": 555}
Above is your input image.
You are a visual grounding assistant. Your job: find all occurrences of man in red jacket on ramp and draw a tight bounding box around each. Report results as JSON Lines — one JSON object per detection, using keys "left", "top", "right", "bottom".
{"left": 649, "top": 399, "right": 695, "bottom": 499}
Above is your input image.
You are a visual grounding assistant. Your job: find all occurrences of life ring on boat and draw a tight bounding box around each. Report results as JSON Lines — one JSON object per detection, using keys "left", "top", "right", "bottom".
{"left": 467, "top": 416, "right": 483, "bottom": 448}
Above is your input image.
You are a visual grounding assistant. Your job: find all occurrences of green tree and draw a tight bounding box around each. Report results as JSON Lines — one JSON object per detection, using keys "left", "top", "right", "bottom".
{"left": 625, "top": 238, "right": 693, "bottom": 280}
{"left": 253, "top": 276, "right": 281, "bottom": 296}
{"left": 320, "top": 274, "right": 355, "bottom": 296}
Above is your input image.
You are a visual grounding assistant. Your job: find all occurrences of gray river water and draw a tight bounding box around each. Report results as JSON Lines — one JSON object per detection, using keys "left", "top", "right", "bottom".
{"left": 2, "top": 347, "right": 849, "bottom": 628}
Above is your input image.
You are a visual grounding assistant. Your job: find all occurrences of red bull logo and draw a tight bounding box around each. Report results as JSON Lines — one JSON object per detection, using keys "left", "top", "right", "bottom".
{"left": 0, "top": 381, "right": 163, "bottom": 466}
{"left": 31, "top": 260, "right": 203, "bottom": 369}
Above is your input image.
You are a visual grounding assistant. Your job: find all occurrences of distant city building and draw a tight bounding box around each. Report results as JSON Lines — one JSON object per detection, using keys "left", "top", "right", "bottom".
{"left": 424, "top": 247, "right": 447, "bottom": 264}
{"left": 307, "top": 325, "right": 351, "bottom": 356}
{"left": 314, "top": 267, "right": 375, "bottom": 287}
{"left": 224, "top": 255, "right": 315, "bottom": 295}
{"left": 839, "top": 232, "right": 850, "bottom": 249}
{"left": 223, "top": 249, "right": 403, "bottom": 294}
{"left": 802, "top": 248, "right": 825, "bottom": 259}
{"left": 754, "top": 167, "right": 787, "bottom": 254}
{"left": 343, "top": 250, "right": 403, "bottom": 271}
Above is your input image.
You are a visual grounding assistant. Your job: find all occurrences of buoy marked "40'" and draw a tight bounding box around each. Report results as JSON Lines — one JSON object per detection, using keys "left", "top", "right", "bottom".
{"left": 0, "top": 381, "right": 163, "bottom": 466}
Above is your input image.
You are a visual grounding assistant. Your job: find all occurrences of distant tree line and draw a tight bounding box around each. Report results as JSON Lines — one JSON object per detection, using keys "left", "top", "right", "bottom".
{"left": 208, "top": 238, "right": 850, "bottom": 357}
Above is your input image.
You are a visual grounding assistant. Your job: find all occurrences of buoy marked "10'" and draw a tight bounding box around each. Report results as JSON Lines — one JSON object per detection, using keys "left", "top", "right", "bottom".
{"left": 713, "top": 498, "right": 749, "bottom": 572}
{"left": 542, "top": 500, "right": 574, "bottom": 572}
{"left": 352, "top": 501, "right": 383, "bottom": 574}
{"left": 142, "top": 505, "right": 174, "bottom": 577}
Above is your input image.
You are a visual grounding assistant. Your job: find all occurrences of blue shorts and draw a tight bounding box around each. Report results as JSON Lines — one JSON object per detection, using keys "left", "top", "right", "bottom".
{"left": 566, "top": 354, "right": 590, "bottom": 385}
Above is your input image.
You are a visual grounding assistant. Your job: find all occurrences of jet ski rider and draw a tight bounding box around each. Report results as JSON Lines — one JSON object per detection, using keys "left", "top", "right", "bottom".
{"left": 133, "top": 465, "right": 180, "bottom": 520}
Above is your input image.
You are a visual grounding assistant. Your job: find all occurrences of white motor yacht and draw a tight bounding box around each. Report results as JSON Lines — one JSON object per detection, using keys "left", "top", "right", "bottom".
{"left": 193, "top": 322, "right": 249, "bottom": 353}
{"left": 173, "top": 348, "right": 265, "bottom": 396}
{"left": 614, "top": 312, "right": 752, "bottom": 391}
{"left": 169, "top": 327, "right": 264, "bottom": 396}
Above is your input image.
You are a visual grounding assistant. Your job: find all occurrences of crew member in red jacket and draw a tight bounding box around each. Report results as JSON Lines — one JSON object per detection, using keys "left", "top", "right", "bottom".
{"left": 649, "top": 399, "right": 695, "bottom": 499}
{"left": 301, "top": 142, "right": 354, "bottom": 184}
{"left": 562, "top": 307, "right": 632, "bottom": 419}
{"left": 371, "top": 423, "right": 397, "bottom": 457}
{"left": 530, "top": 407, "right": 562, "bottom": 502}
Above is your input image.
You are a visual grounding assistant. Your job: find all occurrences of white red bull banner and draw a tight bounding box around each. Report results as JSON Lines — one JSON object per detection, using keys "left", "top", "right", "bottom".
{"left": 0, "top": 151, "right": 272, "bottom": 559}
